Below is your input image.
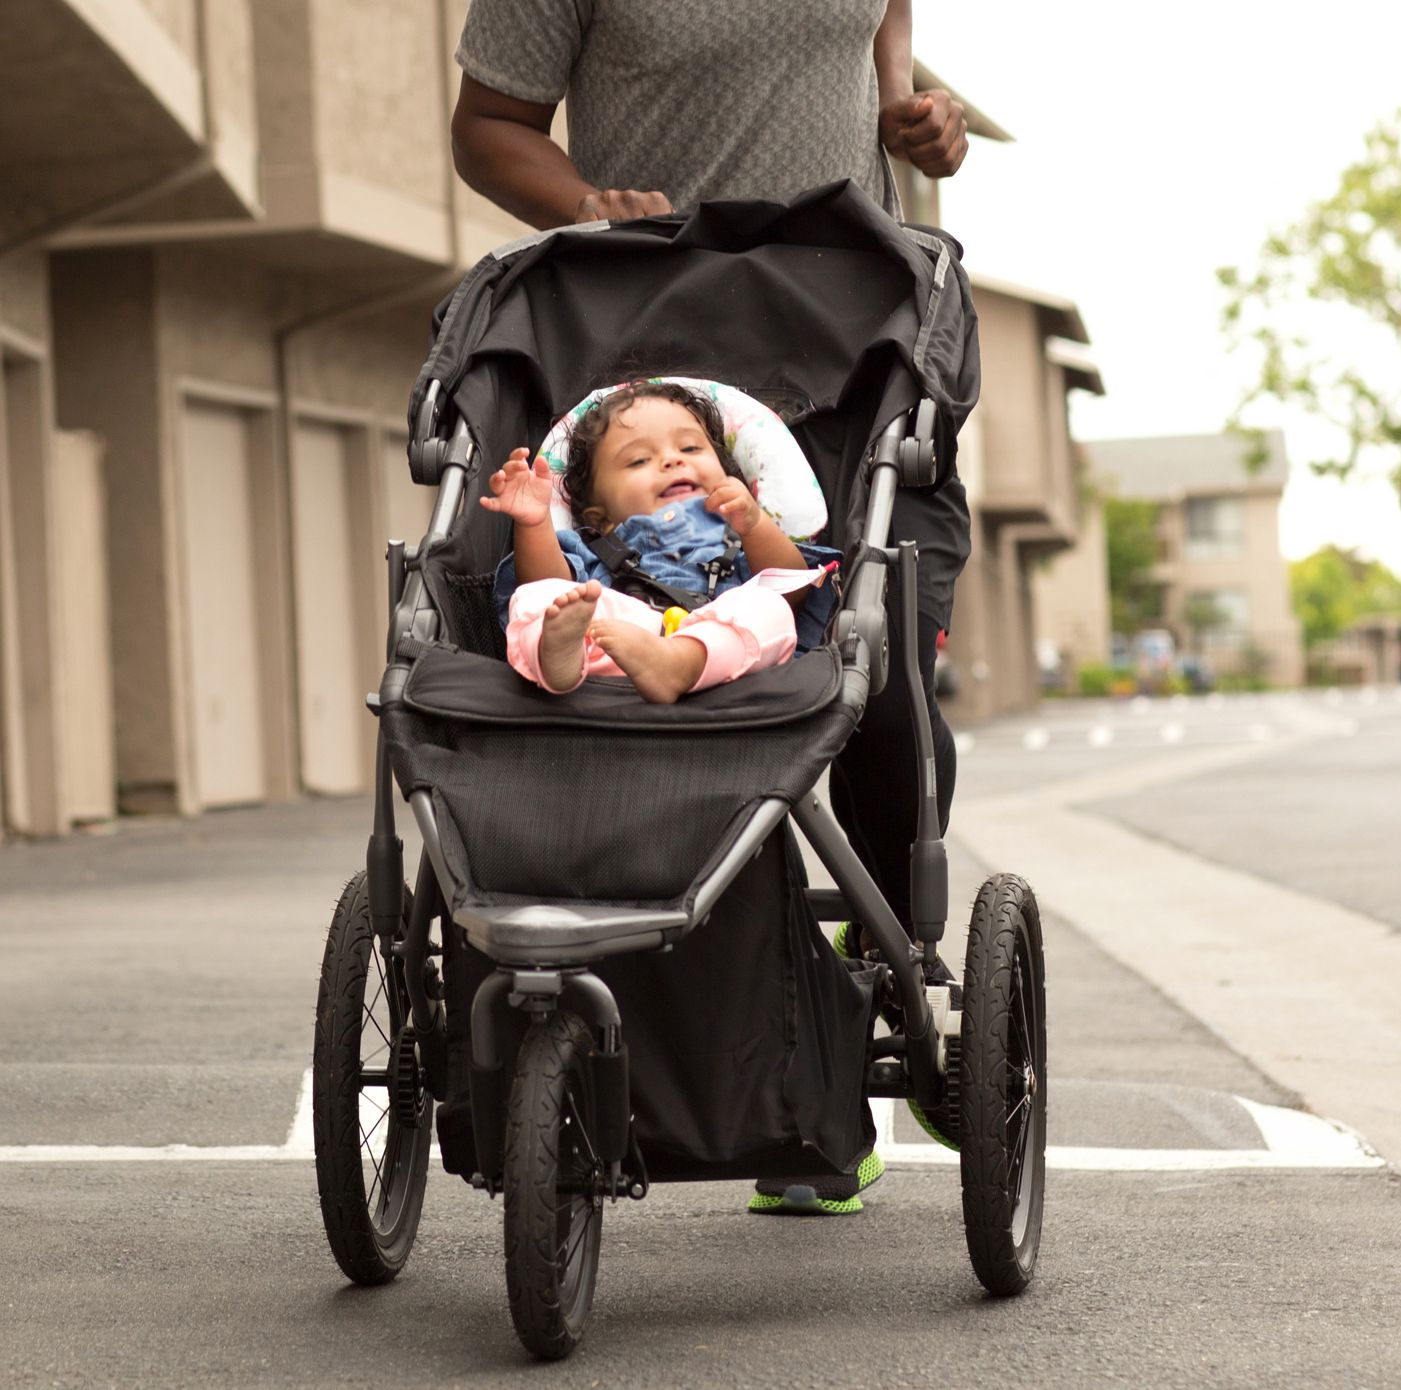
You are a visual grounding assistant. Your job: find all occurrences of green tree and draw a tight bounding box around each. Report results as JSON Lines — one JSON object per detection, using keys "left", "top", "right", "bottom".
{"left": 1218, "top": 109, "right": 1401, "bottom": 500}
{"left": 1289, "top": 544, "right": 1401, "bottom": 648}
{"left": 1182, "top": 593, "right": 1229, "bottom": 653}
{"left": 1104, "top": 496, "right": 1164, "bottom": 636}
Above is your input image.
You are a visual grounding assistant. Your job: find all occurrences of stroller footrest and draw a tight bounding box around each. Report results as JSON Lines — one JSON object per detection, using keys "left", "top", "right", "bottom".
{"left": 456, "top": 902, "right": 690, "bottom": 962}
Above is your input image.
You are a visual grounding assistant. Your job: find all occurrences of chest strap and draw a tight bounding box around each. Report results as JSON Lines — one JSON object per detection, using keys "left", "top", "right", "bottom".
{"left": 582, "top": 526, "right": 742, "bottom": 613}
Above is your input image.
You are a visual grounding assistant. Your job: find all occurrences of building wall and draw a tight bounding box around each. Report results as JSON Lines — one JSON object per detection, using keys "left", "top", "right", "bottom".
{"left": 967, "top": 292, "right": 1048, "bottom": 514}
{"left": 50, "top": 251, "right": 183, "bottom": 811}
{"left": 1032, "top": 495, "right": 1110, "bottom": 674}
{"left": 1157, "top": 490, "right": 1302, "bottom": 685}
{"left": 0, "top": 251, "right": 67, "bottom": 836}
{"left": 1035, "top": 463, "right": 1304, "bottom": 690}
{"left": 942, "top": 291, "right": 1094, "bottom": 724}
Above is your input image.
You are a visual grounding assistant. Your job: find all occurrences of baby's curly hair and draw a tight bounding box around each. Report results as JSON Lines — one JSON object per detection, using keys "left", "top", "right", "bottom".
{"left": 563, "top": 380, "right": 743, "bottom": 528}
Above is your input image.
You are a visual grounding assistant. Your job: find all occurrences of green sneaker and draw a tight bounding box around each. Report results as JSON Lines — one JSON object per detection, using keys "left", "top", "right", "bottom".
{"left": 747, "top": 1150, "right": 885, "bottom": 1215}
{"left": 832, "top": 920, "right": 858, "bottom": 960}
{"left": 907, "top": 1100, "right": 959, "bottom": 1151}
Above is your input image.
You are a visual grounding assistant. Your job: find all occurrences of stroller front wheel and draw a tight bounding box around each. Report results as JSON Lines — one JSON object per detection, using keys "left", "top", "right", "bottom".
{"left": 958, "top": 873, "right": 1047, "bottom": 1295}
{"left": 313, "top": 871, "right": 432, "bottom": 1285}
{"left": 504, "top": 1010, "right": 605, "bottom": 1360}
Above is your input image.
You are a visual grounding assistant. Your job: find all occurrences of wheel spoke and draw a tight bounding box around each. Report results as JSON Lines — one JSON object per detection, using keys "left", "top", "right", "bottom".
{"left": 363, "top": 982, "right": 392, "bottom": 1053}
{"left": 564, "top": 1085, "right": 600, "bottom": 1170}
{"left": 1005, "top": 1091, "right": 1031, "bottom": 1130}
{"left": 361, "top": 1122, "right": 388, "bottom": 1205}
{"left": 1007, "top": 1094, "right": 1033, "bottom": 1194}
{"left": 563, "top": 1203, "right": 594, "bottom": 1270}
{"left": 360, "top": 1101, "right": 390, "bottom": 1150}
{"left": 1012, "top": 958, "right": 1034, "bottom": 1062}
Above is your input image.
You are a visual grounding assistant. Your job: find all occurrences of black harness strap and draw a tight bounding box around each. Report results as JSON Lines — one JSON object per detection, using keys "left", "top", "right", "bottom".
{"left": 583, "top": 526, "right": 742, "bottom": 613}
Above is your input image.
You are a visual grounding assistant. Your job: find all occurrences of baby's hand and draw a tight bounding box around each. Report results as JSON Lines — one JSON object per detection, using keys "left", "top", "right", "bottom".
{"left": 479, "top": 449, "right": 554, "bottom": 527}
{"left": 705, "top": 477, "right": 763, "bottom": 535}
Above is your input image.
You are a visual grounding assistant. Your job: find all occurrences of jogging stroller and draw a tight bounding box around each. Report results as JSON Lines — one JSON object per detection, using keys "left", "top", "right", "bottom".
{"left": 311, "top": 181, "right": 1047, "bottom": 1360}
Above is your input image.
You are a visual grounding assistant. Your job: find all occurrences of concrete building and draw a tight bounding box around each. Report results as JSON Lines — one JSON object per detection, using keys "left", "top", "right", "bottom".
{"left": 1, "top": 5, "right": 1097, "bottom": 837}
{"left": 1036, "top": 431, "right": 1305, "bottom": 688}
{"left": 939, "top": 290, "right": 1105, "bottom": 721}
{"left": 1, "top": 0, "right": 520, "bottom": 836}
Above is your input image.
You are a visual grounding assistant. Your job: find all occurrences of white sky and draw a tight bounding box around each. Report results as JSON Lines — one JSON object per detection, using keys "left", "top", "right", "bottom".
{"left": 914, "top": 0, "right": 1401, "bottom": 570}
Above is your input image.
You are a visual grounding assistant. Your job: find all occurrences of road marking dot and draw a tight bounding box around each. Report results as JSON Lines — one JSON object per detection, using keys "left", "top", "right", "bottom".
{"left": 1022, "top": 727, "right": 1050, "bottom": 751}
{"left": 1088, "top": 725, "right": 1113, "bottom": 748}
{"left": 1160, "top": 723, "right": 1185, "bottom": 744}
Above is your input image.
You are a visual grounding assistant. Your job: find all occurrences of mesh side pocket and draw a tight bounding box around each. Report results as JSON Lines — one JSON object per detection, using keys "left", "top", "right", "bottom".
{"left": 440, "top": 572, "right": 507, "bottom": 660}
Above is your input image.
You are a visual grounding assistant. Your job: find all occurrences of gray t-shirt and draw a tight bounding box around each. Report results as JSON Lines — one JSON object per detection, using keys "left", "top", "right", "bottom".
{"left": 456, "top": 0, "right": 900, "bottom": 219}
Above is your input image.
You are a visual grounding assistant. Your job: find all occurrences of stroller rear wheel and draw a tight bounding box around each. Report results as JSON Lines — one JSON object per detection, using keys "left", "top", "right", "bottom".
{"left": 504, "top": 1010, "right": 605, "bottom": 1360}
{"left": 958, "top": 873, "right": 1047, "bottom": 1295}
{"left": 313, "top": 871, "right": 432, "bottom": 1285}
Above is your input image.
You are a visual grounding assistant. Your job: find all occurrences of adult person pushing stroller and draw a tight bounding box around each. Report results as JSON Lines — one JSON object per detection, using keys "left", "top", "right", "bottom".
{"left": 450, "top": 0, "right": 974, "bottom": 1215}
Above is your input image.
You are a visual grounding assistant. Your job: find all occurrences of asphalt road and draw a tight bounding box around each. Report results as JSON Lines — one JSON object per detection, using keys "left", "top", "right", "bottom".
{"left": 2, "top": 689, "right": 1400, "bottom": 1387}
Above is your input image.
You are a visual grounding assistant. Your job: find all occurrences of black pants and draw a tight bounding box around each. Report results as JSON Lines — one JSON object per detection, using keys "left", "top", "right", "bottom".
{"left": 829, "top": 478, "right": 969, "bottom": 930}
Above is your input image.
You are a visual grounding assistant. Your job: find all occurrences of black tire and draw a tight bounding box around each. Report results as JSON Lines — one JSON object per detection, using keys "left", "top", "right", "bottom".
{"left": 313, "top": 871, "right": 432, "bottom": 1285}
{"left": 959, "top": 873, "right": 1047, "bottom": 1295}
{"left": 503, "top": 1011, "right": 604, "bottom": 1360}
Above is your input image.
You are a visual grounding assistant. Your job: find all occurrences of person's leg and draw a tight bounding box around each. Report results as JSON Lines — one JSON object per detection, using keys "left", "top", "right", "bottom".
{"left": 828, "top": 591, "right": 956, "bottom": 924}
{"left": 590, "top": 583, "right": 796, "bottom": 702}
{"left": 830, "top": 481, "right": 968, "bottom": 929}
{"left": 750, "top": 484, "right": 969, "bottom": 1214}
{"left": 680, "top": 584, "right": 797, "bottom": 690}
{"left": 505, "top": 579, "right": 659, "bottom": 692}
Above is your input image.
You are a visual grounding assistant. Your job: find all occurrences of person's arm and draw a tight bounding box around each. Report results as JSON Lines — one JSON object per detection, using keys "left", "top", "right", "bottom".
{"left": 706, "top": 480, "right": 811, "bottom": 608}
{"left": 479, "top": 449, "right": 575, "bottom": 582}
{"left": 450, "top": 75, "right": 673, "bottom": 229}
{"left": 873, "top": 0, "right": 969, "bottom": 180}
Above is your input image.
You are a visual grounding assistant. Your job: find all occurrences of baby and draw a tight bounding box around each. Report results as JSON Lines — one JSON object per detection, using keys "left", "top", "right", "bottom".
{"left": 484, "top": 381, "right": 836, "bottom": 702}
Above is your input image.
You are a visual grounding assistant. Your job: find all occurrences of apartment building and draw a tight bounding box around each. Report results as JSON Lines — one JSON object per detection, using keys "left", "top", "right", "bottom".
{"left": 1036, "top": 431, "right": 1304, "bottom": 686}
{"left": 938, "top": 285, "right": 1105, "bottom": 722}
{"left": 1, "top": 3, "right": 1098, "bottom": 836}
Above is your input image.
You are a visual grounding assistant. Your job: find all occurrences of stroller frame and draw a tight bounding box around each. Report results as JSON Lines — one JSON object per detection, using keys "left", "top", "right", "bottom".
{"left": 313, "top": 195, "right": 1047, "bottom": 1361}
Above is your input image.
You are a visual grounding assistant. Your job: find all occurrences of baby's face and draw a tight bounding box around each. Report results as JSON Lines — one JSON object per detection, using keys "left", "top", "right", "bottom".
{"left": 587, "top": 398, "right": 731, "bottom": 525}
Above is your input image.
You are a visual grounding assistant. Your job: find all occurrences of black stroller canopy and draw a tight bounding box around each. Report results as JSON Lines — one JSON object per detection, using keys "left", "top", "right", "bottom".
{"left": 409, "top": 180, "right": 980, "bottom": 554}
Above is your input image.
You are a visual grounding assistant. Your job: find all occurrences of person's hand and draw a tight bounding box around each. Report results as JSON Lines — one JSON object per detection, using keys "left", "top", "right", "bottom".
{"left": 479, "top": 449, "right": 554, "bottom": 527}
{"left": 705, "top": 477, "right": 764, "bottom": 536}
{"left": 879, "top": 89, "right": 968, "bottom": 179}
{"left": 575, "top": 188, "right": 674, "bottom": 223}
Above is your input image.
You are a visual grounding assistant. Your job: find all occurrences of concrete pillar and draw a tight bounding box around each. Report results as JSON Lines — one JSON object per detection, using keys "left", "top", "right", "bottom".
{"left": 51, "top": 250, "right": 185, "bottom": 815}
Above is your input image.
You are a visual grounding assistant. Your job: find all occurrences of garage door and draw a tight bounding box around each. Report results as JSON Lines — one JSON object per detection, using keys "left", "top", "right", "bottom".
{"left": 291, "top": 420, "right": 371, "bottom": 795}
{"left": 178, "top": 401, "right": 266, "bottom": 807}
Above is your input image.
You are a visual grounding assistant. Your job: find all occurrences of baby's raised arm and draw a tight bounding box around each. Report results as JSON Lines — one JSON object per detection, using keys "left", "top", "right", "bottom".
{"left": 479, "top": 449, "right": 574, "bottom": 583}
{"left": 705, "top": 478, "right": 809, "bottom": 604}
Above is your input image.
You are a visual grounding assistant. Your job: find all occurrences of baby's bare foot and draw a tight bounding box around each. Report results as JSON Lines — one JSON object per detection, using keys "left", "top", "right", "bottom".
{"left": 538, "top": 581, "right": 601, "bottom": 691}
{"left": 590, "top": 620, "right": 707, "bottom": 703}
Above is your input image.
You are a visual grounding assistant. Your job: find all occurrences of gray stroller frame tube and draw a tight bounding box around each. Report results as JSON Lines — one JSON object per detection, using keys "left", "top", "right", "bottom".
{"left": 370, "top": 421, "right": 475, "bottom": 1050}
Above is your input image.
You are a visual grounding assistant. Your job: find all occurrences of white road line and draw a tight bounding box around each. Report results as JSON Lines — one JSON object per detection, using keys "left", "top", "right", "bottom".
{"left": 0, "top": 1070, "right": 318, "bottom": 1165}
{"left": 1159, "top": 722, "right": 1185, "bottom": 744}
{"left": 1022, "top": 727, "right": 1050, "bottom": 751}
{"left": 1087, "top": 725, "right": 1113, "bottom": 748}
{"left": 871, "top": 1098, "right": 1383, "bottom": 1172}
